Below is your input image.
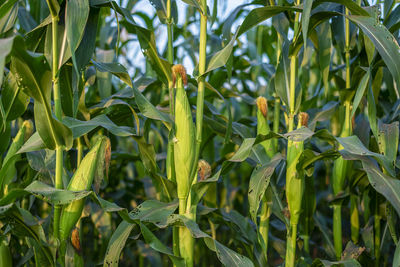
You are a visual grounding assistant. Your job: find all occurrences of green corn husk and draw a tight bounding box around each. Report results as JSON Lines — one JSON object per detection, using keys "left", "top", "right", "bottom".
{"left": 59, "top": 136, "right": 110, "bottom": 242}
{"left": 0, "top": 240, "right": 12, "bottom": 267}
{"left": 256, "top": 96, "right": 274, "bottom": 260}
{"left": 172, "top": 65, "right": 195, "bottom": 267}
{"left": 256, "top": 97, "right": 274, "bottom": 159}
{"left": 173, "top": 65, "right": 195, "bottom": 201}
{"left": 285, "top": 112, "right": 308, "bottom": 267}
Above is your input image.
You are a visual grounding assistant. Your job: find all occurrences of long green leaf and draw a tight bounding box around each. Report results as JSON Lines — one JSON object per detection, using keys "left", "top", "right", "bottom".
{"left": 348, "top": 15, "right": 400, "bottom": 96}
{"left": 248, "top": 154, "right": 283, "bottom": 222}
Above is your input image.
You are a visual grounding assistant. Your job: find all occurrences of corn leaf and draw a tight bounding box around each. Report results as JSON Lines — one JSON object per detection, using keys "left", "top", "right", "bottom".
{"left": 1, "top": 72, "right": 30, "bottom": 125}
{"left": 10, "top": 37, "right": 72, "bottom": 150}
{"left": 17, "top": 132, "right": 46, "bottom": 154}
{"left": 66, "top": 0, "right": 89, "bottom": 55}
{"left": 92, "top": 60, "right": 133, "bottom": 88}
{"left": 348, "top": 15, "right": 400, "bottom": 95}
{"left": 0, "top": 0, "right": 18, "bottom": 34}
{"left": 129, "top": 200, "right": 178, "bottom": 226}
{"left": 25, "top": 181, "right": 92, "bottom": 205}
{"left": 63, "top": 114, "right": 136, "bottom": 138}
{"left": 238, "top": 6, "right": 302, "bottom": 37}
{"left": 0, "top": 204, "right": 54, "bottom": 266}
{"left": 302, "top": 0, "right": 313, "bottom": 49}
{"left": 0, "top": 36, "right": 14, "bottom": 86}
{"left": 103, "top": 221, "right": 134, "bottom": 267}
{"left": 361, "top": 158, "right": 400, "bottom": 217}
{"left": 248, "top": 154, "right": 283, "bottom": 223}
{"left": 140, "top": 222, "right": 185, "bottom": 267}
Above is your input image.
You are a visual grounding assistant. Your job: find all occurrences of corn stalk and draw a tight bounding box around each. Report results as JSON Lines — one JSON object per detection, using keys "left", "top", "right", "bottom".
{"left": 191, "top": 0, "right": 207, "bottom": 180}
{"left": 45, "top": 0, "right": 63, "bottom": 242}
{"left": 332, "top": 7, "right": 352, "bottom": 260}
{"left": 285, "top": 1, "right": 303, "bottom": 265}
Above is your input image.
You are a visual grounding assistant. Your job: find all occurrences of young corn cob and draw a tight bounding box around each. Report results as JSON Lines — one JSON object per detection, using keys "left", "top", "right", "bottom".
{"left": 0, "top": 240, "right": 12, "bottom": 267}
{"left": 256, "top": 97, "right": 275, "bottom": 159}
{"left": 256, "top": 96, "right": 274, "bottom": 260}
{"left": 172, "top": 65, "right": 196, "bottom": 266}
{"left": 58, "top": 136, "right": 110, "bottom": 259}
{"left": 285, "top": 112, "right": 308, "bottom": 267}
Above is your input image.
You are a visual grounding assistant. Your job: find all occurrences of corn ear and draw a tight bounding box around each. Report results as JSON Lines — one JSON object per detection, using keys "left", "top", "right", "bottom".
{"left": 173, "top": 65, "right": 195, "bottom": 201}
{"left": 59, "top": 136, "right": 110, "bottom": 241}
{"left": 286, "top": 112, "right": 308, "bottom": 225}
{"left": 256, "top": 97, "right": 274, "bottom": 158}
{"left": 172, "top": 65, "right": 196, "bottom": 267}
{"left": 256, "top": 96, "right": 275, "bottom": 260}
{"left": 285, "top": 112, "right": 308, "bottom": 266}
{"left": 0, "top": 240, "right": 12, "bottom": 267}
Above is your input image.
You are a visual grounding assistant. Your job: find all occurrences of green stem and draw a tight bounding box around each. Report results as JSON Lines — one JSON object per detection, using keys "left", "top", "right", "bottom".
{"left": 179, "top": 198, "right": 194, "bottom": 267}
{"left": 52, "top": 17, "right": 62, "bottom": 120}
{"left": 333, "top": 205, "right": 342, "bottom": 260}
{"left": 191, "top": 0, "right": 207, "bottom": 181}
{"left": 288, "top": 55, "right": 297, "bottom": 132}
{"left": 273, "top": 97, "right": 280, "bottom": 150}
{"left": 54, "top": 148, "right": 63, "bottom": 240}
{"left": 304, "top": 235, "right": 310, "bottom": 255}
{"left": 374, "top": 193, "right": 380, "bottom": 266}
{"left": 51, "top": 13, "right": 64, "bottom": 242}
{"left": 285, "top": 224, "right": 298, "bottom": 267}
{"left": 345, "top": 8, "right": 351, "bottom": 90}
{"left": 167, "top": 0, "right": 173, "bottom": 65}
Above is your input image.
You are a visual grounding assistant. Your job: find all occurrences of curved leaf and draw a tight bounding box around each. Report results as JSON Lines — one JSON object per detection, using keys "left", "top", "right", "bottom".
{"left": 238, "top": 6, "right": 302, "bottom": 37}
{"left": 348, "top": 15, "right": 400, "bottom": 96}
{"left": 248, "top": 154, "right": 283, "bottom": 222}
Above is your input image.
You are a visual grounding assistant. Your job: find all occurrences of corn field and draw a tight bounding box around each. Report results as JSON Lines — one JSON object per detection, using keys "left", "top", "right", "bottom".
{"left": 1, "top": 0, "right": 400, "bottom": 266}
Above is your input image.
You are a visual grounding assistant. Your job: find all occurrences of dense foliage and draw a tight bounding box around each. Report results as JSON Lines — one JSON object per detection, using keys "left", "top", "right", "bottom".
{"left": 0, "top": 0, "right": 400, "bottom": 266}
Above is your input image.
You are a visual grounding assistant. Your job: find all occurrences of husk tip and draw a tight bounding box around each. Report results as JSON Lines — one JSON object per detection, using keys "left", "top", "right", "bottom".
{"left": 172, "top": 64, "right": 188, "bottom": 87}
{"left": 198, "top": 159, "right": 211, "bottom": 181}
{"left": 298, "top": 112, "right": 309, "bottom": 127}
{"left": 256, "top": 96, "right": 268, "bottom": 118}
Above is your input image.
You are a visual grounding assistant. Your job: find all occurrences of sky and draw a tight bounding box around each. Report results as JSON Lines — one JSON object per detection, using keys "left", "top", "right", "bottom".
{"left": 123, "top": 0, "right": 251, "bottom": 75}
{"left": 122, "top": 0, "right": 386, "bottom": 76}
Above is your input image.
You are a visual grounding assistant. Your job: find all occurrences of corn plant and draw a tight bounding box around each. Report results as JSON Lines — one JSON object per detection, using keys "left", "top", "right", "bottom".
{"left": 0, "top": 0, "right": 400, "bottom": 266}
